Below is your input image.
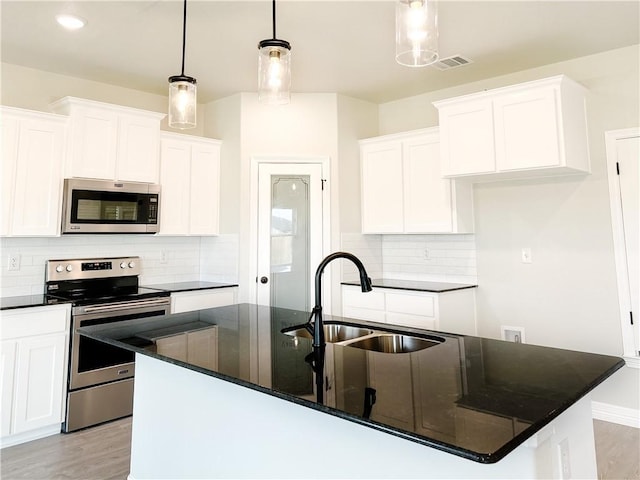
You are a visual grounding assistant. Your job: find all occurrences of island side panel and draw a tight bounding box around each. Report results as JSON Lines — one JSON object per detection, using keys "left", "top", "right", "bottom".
{"left": 128, "top": 354, "right": 595, "bottom": 480}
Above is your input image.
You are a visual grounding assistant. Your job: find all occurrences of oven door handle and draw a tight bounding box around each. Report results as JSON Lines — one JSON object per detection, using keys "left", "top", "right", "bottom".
{"left": 82, "top": 298, "right": 170, "bottom": 314}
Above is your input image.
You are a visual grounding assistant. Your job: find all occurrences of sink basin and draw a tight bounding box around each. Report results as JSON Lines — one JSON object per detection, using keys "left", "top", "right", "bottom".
{"left": 283, "top": 324, "right": 374, "bottom": 343}
{"left": 346, "top": 334, "right": 442, "bottom": 353}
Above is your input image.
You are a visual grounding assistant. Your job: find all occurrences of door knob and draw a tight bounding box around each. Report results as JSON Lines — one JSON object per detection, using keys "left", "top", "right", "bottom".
{"left": 260, "top": 276, "right": 269, "bottom": 284}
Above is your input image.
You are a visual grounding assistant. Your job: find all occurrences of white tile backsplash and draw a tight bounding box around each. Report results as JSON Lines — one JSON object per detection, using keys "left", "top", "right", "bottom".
{"left": 0, "top": 234, "right": 239, "bottom": 297}
{"left": 382, "top": 234, "right": 477, "bottom": 283}
{"left": 341, "top": 233, "right": 478, "bottom": 284}
{"left": 340, "top": 233, "right": 383, "bottom": 281}
{"left": 200, "top": 234, "right": 239, "bottom": 283}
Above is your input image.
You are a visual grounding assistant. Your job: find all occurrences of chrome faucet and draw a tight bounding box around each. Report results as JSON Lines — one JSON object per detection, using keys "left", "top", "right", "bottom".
{"left": 308, "top": 252, "right": 372, "bottom": 404}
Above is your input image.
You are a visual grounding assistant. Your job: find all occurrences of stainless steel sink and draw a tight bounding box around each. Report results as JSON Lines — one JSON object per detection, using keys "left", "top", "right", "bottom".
{"left": 346, "top": 333, "right": 442, "bottom": 353}
{"left": 283, "top": 324, "right": 374, "bottom": 343}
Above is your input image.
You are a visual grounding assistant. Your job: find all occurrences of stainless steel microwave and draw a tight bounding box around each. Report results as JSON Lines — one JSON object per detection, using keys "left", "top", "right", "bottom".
{"left": 61, "top": 178, "right": 160, "bottom": 234}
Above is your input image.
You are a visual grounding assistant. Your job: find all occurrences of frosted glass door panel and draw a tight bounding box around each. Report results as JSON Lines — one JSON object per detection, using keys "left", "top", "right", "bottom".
{"left": 270, "top": 176, "right": 310, "bottom": 311}
{"left": 257, "top": 163, "right": 323, "bottom": 311}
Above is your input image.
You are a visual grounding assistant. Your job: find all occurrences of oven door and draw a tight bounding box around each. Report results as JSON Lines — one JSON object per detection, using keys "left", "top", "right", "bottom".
{"left": 70, "top": 298, "right": 170, "bottom": 390}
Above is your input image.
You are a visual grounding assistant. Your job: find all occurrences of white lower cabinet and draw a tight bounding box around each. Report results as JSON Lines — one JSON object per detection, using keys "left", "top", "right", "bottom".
{"left": 1, "top": 304, "right": 70, "bottom": 447}
{"left": 170, "top": 288, "right": 238, "bottom": 314}
{"left": 342, "top": 285, "right": 476, "bottom": 335}
{"left": 156, "top": 326, "right": 218, "bottom": 371}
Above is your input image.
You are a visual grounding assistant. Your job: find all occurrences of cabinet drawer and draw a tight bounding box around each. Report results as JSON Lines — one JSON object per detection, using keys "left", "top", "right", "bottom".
{"left": 385, "top": 293, "right": 435, "bottom": 317}
{"left": 343, "top": 306, "right": 386, "bottom": 323}
{"left": 386, "top": 312, "right": 436, "bottom": 330}
{"left": 342, "top": 288, "right": 385, "bottom": 310}
{"left": 1, "top": 306, "right": 69, "bottom": 340}
{"left": 171, "top": 288, "right": 236, "bottom": 314}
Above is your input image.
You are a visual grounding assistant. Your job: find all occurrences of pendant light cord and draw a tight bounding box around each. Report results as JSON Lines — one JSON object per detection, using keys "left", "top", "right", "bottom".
{"left": 180, "top": 0, "right": 187, "bottom": 76}
{"left": 272, "top": 0, "right": 276, "bottom": 39}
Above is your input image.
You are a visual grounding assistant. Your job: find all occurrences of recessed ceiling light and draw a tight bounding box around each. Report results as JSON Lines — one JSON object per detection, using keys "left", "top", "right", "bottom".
{"left": 55, "top": 14, "right": 86, "bottom": 30}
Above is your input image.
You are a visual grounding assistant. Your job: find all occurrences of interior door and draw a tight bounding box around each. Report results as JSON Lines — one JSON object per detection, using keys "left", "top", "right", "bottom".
{"left": 616, "top": 135, "right": 639, "bottom": 355}
{"left": 257, "top": 163, "right": 323, "bottom": 311}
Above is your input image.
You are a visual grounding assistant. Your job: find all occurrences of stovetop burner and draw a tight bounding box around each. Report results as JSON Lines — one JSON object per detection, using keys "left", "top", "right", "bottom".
{"left": 46, "top": 287, "right": 170, "bottom": 307}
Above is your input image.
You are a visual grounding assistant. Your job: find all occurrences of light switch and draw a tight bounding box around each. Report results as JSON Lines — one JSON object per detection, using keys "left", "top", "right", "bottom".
{"left": 521, "top": 248, "right": 532, "bottom": 264}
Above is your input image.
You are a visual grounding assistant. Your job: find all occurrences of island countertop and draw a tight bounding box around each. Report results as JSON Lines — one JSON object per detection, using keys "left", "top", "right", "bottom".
{"left": 78, "top": 303, "right": 624, "bottom": 464}
{"left": 341, "top": 278, "right": 477, "bottom": 292}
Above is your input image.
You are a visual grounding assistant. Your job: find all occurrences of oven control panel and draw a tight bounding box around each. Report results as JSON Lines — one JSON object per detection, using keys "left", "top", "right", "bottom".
{"left": 46, "top": 256, "right": 141, "bottom": 281}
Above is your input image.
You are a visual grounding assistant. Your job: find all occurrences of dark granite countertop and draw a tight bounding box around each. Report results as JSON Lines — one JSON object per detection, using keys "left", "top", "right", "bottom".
{"left": 142, "top": 281, "right": 238, "bottom": 293}
{"left": 342, "top": 278, "right": 476, "bottom": 292}
{"left": 1, "top": 294, "right": 72, "bottom": 310}
{"left": 78, "top": 303, "right": 623, "bottom": 464}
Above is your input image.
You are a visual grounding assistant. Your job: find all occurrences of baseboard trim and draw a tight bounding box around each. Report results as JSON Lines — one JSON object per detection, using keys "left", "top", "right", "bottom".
{"left": 0, "top": 423, "right": 62, "bottom": 449}
{"left": 592, "top": 401, "right": 640, "bottom": 428}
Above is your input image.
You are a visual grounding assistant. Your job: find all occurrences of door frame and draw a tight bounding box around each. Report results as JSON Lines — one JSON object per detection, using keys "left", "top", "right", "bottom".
{"left": 605, "top": 127, "right": 639, "bottom": 361}
{"left": 248, "top": 155, "right": 331, "bottom": 313}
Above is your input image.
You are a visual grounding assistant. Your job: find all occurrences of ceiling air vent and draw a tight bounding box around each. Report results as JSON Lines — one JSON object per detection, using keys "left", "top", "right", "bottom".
{"left": 432, "top": 55, "right": 473, "bottom": 71}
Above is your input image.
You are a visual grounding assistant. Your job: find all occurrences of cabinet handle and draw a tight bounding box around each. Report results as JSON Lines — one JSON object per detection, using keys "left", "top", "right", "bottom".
{"left": 362, "top": 387, "right": 377, "bottom": 419}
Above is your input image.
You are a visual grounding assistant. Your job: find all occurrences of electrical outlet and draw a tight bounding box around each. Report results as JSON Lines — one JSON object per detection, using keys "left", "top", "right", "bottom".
{"left": 424, "top": 248, "right": 430, "bottom": 260}
{"left": 501, "top": 325, "right": 525, "bottom": 343}
{"left": 159, "top": 250, "right": 168, "bottom": 264}
{"left": 7, "top": 253, "right": 20, "bottom": 271}
{"left": 521, "top": 247, "right": 532, "bottom": 264}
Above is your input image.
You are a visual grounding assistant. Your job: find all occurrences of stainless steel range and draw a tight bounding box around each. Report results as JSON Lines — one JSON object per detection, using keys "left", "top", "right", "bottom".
{"left": 45, "top": 256, "right": 170, "bottom": 432}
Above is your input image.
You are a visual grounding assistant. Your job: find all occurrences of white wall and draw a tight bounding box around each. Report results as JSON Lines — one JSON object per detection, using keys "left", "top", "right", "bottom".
{"left": 203, "top": 93, "right": 242, "bottom": 233}
{"left": 377, "top": 45, "right": 640, "bottom": 417}
{"left": 1, "top": 63, "right": 206, "bottom": 136}
{"left": 204, "top": 93, "right": 341, "bottom": 303}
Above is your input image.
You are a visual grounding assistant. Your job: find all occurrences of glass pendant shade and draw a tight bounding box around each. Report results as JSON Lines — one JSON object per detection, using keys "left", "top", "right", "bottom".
{"left": 168, "top": 76, "right": 197, "bottom": 129}
{"left": 258, "top": 39, "right": 291, "bottom": 105}
{"left": 396, "top": 0, "right": 439, "bottom": 67}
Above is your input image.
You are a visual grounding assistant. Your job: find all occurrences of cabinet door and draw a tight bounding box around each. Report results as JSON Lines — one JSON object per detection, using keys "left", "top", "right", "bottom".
{"left": 368, "top": 352, "right": 414, "bottom": 430}
{"left": 11, "top": 117, "right": 66, "bottom": 236}
{"left": 116, "top": 114, "right": 161, "bottom": 183}
{"left": 187, "top": 327, "right": 218, "bottom": 370}
{"left": 1, "top": 115, "right": 18, "bottom": 236}
{"left": 159, "top": 138, "right": 191, "bottom": 234}
{"left": 439, "top": 99, "right": 495, "bottom": 176}
{"left": 413, "top": 339, "right": 461, "bottom": 442}
{"left": 189, "top": 143, "right": 220, "bottom": 235}
{"left": 494, "top": 87, "right": 560, "bottom": 171}
{"left": 361, "top": 141, "right": 404, "bottom": 233}
{"left": 1, "top": 340, "right": 17, "bottom": 437}
{"left": 171, "top": 288, "right": 236, "bottom": 314}
{"left": 12, "top": 334, "right": 66, "bottom": 434}
{"left": 68, "top": 106, "right": 118, "bottom": 179}
{"left": 403, "top": 134, "right": 454, "bottom": 233}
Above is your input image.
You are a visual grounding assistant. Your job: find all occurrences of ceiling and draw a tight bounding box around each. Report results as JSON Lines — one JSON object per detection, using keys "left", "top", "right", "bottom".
{"left": 1, "top": 1, "right": 639, "bottom": 104}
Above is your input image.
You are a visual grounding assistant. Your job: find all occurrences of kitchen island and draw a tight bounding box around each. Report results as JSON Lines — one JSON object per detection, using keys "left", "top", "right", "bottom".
{"left": 79, "top": 303, "right": 624, "bottom": 479}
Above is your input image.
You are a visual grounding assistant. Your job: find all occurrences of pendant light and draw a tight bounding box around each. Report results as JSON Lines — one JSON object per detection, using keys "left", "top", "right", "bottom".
{"left": 258, "top": 0, "right": 291, "bottom": 105}
{"left": 396, "top": 0, "right": 439, "bottom": 67}
{"left": 168, "top": 0, "right": 196, "bottom": 129}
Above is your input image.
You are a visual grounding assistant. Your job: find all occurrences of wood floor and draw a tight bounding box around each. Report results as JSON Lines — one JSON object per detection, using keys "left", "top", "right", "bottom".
{"left": 1, "top": 418, "right": 638, "bottom": 479}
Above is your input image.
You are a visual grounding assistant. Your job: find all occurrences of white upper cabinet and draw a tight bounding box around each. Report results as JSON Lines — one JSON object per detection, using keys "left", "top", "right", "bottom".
{"left": 434, "top": 75, "right": 590, "bottom": 180}
{"left": 361, "top": 140, "right": 404, "bottom": 233}
{"left": 1, "top": 107, "right": 67, "bottom": 237}
{"left": 159, "top": 132, "right": 221, "bottom": 236}
{"left": 360, "top": 128, "right": 474, "bottom": 234}
{"left": 50, "top": 97, "right": 165, "bottom": 183}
